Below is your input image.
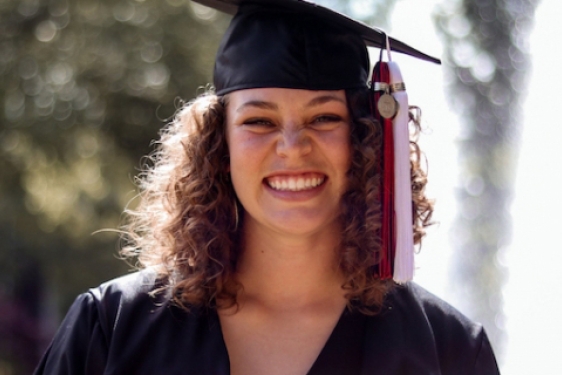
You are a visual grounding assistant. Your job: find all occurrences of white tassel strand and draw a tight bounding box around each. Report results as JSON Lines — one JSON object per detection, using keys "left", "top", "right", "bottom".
{"left": 388, "top": 61, "right": 414, "bottom": 283}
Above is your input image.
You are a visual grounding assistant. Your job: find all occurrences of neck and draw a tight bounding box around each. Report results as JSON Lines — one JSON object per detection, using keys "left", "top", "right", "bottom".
{"left": 233, "top": 217, "right": 346, "bottom": 310}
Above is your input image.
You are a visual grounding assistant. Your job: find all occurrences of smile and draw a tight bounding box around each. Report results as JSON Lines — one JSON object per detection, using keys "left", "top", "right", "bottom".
{"left": 266, "top": 174, "right": 326, "bottom": 192}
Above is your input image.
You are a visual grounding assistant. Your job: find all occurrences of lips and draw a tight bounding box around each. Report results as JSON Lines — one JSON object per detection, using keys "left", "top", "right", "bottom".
{"left": 265, "top": 173, "right": 326, "bottom": 192}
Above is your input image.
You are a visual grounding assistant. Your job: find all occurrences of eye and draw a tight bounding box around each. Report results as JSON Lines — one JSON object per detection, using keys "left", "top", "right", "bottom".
{"left": 242, "top": 118, "right": 277, "bottom": 132}
{"left": 310, "top": 114, "right": 344, "bottom": 129}
{"left": 244, "top": 118, "right": 273, "bottom": 125}
{"left": 313, "top": 115, "right": 342, "bottom": 123}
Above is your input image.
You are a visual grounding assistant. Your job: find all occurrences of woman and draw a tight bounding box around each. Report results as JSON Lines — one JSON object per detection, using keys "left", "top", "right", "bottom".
{"left": 35, "top": 0, "right": 500, "bottom": 374}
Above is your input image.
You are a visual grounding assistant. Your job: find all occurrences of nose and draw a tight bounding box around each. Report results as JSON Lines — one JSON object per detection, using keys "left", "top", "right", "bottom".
{"left": 276, "top": 126, "right": 312, "bottom": 158}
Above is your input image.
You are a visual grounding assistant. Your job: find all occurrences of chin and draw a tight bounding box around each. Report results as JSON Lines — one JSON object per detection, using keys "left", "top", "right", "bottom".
{"left": 265, "top": 212, "right": 341, "bottom": 237}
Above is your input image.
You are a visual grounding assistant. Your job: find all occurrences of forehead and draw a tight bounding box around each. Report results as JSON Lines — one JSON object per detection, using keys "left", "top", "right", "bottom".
{"left": 226, "top": 88, "right": 348, "bottom": 111}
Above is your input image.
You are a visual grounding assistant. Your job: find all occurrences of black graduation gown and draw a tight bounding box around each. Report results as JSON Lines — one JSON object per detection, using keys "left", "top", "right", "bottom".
{"left": 34, "top": 271, "right": 500, "bottom": 375}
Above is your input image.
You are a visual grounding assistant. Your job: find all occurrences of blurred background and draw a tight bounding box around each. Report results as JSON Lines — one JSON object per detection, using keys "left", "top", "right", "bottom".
{"left": 0, "top": 0, "right": 559, "bottom": 373}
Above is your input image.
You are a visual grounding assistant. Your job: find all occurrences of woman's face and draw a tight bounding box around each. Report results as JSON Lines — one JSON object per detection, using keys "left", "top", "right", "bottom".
{"left": 225, "top": 88, "right": 352, "bottom": 237}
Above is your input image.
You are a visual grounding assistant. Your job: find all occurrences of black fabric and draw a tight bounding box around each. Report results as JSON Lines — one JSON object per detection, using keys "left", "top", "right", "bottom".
{"left": 194, "top": 0, "right": 441, "bottom": 65}
{"left": 34, "top": 270, "right": 500, "bottom": 375}
{"left": 213, "top": 3, "right": 370, "bottom": 95}
{"left": 307, "top": 308, "right": 366, "bottom": 375}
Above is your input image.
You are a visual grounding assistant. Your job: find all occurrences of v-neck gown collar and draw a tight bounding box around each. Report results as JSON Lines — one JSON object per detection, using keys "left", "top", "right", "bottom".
{"left": 191, "top": 304, "right": 366, "bottom": 375}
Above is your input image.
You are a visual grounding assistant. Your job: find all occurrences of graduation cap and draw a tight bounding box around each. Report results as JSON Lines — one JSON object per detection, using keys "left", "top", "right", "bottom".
{"left": 192, "top": 0, "right": 440, "bottom": 283}
{"left": 193, "top": 0, "right": 440, "bottom": 95}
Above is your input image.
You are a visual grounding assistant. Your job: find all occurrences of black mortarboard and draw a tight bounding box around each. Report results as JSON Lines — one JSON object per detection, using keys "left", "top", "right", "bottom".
{"left": 192, "top": 0, "right": 440, "bottom": 96}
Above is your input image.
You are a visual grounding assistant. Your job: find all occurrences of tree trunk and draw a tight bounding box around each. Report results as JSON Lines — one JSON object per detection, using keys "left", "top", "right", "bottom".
{"left": 434, "top": 0, "right": 540, "bottom": 363}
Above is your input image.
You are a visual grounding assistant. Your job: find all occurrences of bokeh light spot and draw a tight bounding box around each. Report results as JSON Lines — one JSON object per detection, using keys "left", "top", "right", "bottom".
{"left": 47, "top": 62, "right": 74, "bottom": 86}
{"left": 49, "top": 0, "right": 69, "bottom": 17}
{"left": 113, "top": 2, "right": 135, "bottom": 22}
{"left": 35, "top": 20, "right": 58, "bottom": 43}
{"left": 144, "top": 63, "right": 170, "bottom": 88}
{"left": 470, "top": 52, "right": 496, "bottom": 82}
{"left": 18, "top": 0, "right": 40, "bottom": 17}
{"left": 141, "top": 42, "right": 163, "bottom": 63}
{"left": 189, "top": 2, "right": 217, "bottom": 21}
{"left": 4, "top": 90, "right": 26, "bottom": 121}
{"left": 18, "top": 57, "right": 38, "bottom": 80}
{"left": 447, "top": 13, "right": 472, "bottom": 38}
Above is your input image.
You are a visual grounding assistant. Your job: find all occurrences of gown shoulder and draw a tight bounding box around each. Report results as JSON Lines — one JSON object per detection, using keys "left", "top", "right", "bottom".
{"left": 34, "top": 270, "right": 230, "bottom": 375}
{"left": 361, "top": 282, "right": 500, "bottom": 375}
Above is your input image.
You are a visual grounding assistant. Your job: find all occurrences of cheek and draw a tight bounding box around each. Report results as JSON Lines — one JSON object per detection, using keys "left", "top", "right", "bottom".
{"left": 227, "top": 147, "right": 248, "bottom": 206}
{"left": 227, "top": 132, "right": 269, "bottom": 193}
{"left": 336, "top": 148, "right": 352, "bottom": 191}
{"left": 323, "top": 128, "right": 352, "bottom": 172}
{"left": 229, "top": 133, "right": 263, "bottom": 168}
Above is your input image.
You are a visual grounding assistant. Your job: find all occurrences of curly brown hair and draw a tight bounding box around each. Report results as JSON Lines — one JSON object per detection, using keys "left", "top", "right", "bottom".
{"left": 122, "top": 89, "right": 433, "bottom": 313}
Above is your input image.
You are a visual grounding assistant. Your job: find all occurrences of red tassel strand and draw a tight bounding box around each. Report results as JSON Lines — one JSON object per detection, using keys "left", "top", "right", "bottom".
{"left": 371, "top": 61, "right": 395, "bottom": 280}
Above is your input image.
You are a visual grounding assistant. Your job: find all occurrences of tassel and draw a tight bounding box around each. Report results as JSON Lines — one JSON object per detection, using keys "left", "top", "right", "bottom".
{"left": 370, "top": 38, "right": 415, "bottom": 283}
{"left": 388, "top": 61, "right": 414, "bottom": 283}
{"left": 370, "top": 60, "right": 395, "bottom": 280}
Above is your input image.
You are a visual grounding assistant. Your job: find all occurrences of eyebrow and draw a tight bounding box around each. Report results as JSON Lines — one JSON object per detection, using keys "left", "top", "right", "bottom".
{"left": 236, "top": 100, "right": 278, "bottom": 112}
{"left": 305, "top": 95, "right": 346, "bottom": 108}
{"left": 235, "top": 94, "right": 346, "bottom": 113}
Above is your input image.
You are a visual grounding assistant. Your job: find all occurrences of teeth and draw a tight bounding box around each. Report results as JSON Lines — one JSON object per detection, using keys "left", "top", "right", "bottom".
{"left": 267, "top": 176, "right": 325, "bottom": 191}
{"left": 289, "top": 179, "right": 296, "bottom": 190}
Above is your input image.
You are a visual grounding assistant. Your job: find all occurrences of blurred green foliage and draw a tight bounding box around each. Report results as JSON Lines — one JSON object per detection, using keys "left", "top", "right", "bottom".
{"left": 0, "top": 0, "right": 227, "bottom": 372}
